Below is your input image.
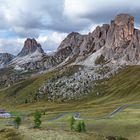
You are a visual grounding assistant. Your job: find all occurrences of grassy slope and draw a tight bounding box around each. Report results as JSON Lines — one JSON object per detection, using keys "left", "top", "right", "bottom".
{"left": 0, "top": 65, "right": 139, "bottom": 115}
{"left": 0, "top": 66, "right": 140, "bottom": 139}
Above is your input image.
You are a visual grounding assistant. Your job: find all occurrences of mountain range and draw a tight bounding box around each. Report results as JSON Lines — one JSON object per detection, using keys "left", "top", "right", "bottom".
{"left": 0, "top": 14, "right": 140, "bottom": 70}
{"left": 0, "top": 13, "right": 140, "bottom": 102}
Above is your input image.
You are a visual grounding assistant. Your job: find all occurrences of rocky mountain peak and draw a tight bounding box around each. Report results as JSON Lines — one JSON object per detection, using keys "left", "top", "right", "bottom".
{"left": 114, "top": 14, "right": 134, "bottom": 40}
{"left": 57, "top": 32, "right": 85, "bottom": 51}
{"left": 114, "top": 14, "right": 134, "bottom": 27}
{"left": 17, "top": 38, "right": 44, "bottom": 57}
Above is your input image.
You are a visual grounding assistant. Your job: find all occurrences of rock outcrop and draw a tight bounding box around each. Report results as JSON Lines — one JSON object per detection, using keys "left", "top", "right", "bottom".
{"left": 74, "top": 13, "right": 140, "bottom": 66}
{"left": 103, "top": 14, "right": 140, "bottom": 64}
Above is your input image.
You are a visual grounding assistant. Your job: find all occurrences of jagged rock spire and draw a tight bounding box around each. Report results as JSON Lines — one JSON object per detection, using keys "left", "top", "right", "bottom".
{"left": 17, "top": 38, "right": 44, "bottom": 57}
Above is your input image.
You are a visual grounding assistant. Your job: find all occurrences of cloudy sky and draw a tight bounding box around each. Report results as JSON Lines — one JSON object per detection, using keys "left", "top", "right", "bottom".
{"left": 0, "top": 0, "right": 140, "bottom": 55}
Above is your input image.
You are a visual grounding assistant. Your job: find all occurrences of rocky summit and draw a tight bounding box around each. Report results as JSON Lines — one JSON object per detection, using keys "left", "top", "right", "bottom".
{"left": 17, "top": 38, "right": 44, "bottom": 57}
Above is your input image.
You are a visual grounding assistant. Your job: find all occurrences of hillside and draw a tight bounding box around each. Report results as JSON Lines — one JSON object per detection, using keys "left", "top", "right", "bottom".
{"left": 0, "top": 66, "right": 139, "bottom": 140}
{"left": 0, "top": 65, "right": 139, "bottom": 115}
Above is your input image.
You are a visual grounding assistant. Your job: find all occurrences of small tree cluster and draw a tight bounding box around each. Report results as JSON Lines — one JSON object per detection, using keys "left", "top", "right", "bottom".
{"left": 75, "top": 121, "right": 86, "bottom": 132}
{"left": 34, "top": 110, "right": 42, "bottom": 128}
{"left": 70, "top": 116, "right": 86, "bottom": 132}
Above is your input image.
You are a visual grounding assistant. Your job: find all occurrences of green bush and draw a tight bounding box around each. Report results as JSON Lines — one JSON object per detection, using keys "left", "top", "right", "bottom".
{"left": 34, "top": 111, "right": 42, "bottom": 128}
{"left": 70, "top": 116, "right": 75, "bottom": 130}
{"left": 14, "top": 116, "right": 21, "bottom": 129}
{"left": 81, "top": 121, "right": 86, "bottom": 132}
{"left": 73, "top": 121, "right": 86, "bottom": 133}
{"left": 75, "top": 121, "right": 82, "bottom": 132}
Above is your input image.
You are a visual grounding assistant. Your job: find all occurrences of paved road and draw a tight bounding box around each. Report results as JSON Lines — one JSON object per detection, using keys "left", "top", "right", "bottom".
{"left": 47, "top": 104, "right": 140, "bottom": 121}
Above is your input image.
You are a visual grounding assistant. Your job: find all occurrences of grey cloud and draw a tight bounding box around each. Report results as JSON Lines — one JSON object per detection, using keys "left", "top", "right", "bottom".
{"left": 1, "top": 0, "right": 140, "bottom": 54}
{"left": 76, "top": 2, "right": 140, "bottom": 27}
{"left": 1, "top": 0, "right": 140, "bottom": 37}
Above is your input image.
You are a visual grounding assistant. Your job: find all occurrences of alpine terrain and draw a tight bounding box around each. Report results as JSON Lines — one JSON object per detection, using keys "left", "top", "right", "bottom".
{"left": 0, "top": 13, "right": 140, "bottom": 140}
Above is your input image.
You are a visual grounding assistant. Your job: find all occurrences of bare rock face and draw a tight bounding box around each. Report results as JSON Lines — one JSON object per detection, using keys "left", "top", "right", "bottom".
{"left": 103, "top": 14, "right": 140, "bottom": 64}
{"left": 44, "top": 14, "right": 140, "bottom": 68}
{"left": 54, "top": 32, "right": 85, "bottom": 64}
{"left": 58, "top": 32, "right": 85, "bottom": 50}
{"left": 106, "top": 14, "right": 134, "bottom": 47}
{"left": 17, "top": 38, "right": 44, "bottom": 57}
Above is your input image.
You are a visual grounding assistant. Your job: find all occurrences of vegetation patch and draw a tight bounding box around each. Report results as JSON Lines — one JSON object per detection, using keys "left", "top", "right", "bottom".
{"left": 0, "top": 128, "right": 22, "bottom": 140}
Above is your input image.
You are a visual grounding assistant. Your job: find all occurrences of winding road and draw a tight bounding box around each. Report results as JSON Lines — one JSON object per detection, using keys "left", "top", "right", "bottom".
{"left": 47, "top": 104, "right": 140, "bottom": 121}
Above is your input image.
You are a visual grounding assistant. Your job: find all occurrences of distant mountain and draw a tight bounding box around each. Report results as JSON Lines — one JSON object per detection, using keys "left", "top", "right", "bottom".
{"left": 9, "top": 38, "right": 46, "bottom": 70}
{"left": 17, "top": 38, "right": 44, "bottom": 57}
{"left": 0, "top": 53, "right": 14, "bottom": 68}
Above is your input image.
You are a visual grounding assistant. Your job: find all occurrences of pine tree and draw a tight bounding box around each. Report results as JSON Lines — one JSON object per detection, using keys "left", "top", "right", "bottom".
{"left": 14, "top": 116, "right": 21, "bottom": 129}
{"left": 76, "top": 121, "right": 82, "bottom": 132}
{"left": 34, "top": 111, "right": 42, "bottom": 128}
{"left": 81, "top": 121, "right": 86, "bottom": 132}
{"left": 70, "top": 116, "right": 75, "bottom": 130}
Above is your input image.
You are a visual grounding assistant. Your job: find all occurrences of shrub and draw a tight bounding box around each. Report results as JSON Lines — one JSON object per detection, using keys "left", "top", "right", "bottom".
{"left": 34, "top": 111, "right": 42, "bottom": 128}
{"left": 14, "top": 116, "right": 21, "bottom": 129}
{"left": 75, "top": 121, "right": 86, "bottom": 133}
{"left": 75, "top": 121, "right": 82, "bottom": 132}
{"left": 70, "top": 116, "right": 75, "bottom": 130}
{"left": 81, "top": 121, "right": 86, "bottom": 132}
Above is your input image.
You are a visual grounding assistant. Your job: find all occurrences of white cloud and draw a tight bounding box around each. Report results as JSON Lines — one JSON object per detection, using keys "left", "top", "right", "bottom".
{"left": 37, "top": 32, "right": 67, "bottom": 53}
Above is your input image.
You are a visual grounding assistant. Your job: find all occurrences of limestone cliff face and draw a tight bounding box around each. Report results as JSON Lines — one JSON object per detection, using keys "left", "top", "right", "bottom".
{"left": 103, "top": 14, "right": 140, "bottom": 64}
{"left": 55, "top": 14, "right": 140, "bottom": 66}
{"left": 61, "top": 13, "right": 140, "bottom": 65}
{"left": 43, "top": 32, "right": 85, "bottom": 68}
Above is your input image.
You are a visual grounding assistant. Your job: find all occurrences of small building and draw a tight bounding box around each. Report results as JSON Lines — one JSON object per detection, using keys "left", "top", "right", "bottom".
{"left": 0, "top": 109, "right": 11, "bottom": 118}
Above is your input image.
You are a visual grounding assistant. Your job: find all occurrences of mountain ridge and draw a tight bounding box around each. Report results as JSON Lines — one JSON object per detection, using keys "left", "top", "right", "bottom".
{"left": 0, "top": 13, "right": 140, "bottom": 71}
